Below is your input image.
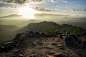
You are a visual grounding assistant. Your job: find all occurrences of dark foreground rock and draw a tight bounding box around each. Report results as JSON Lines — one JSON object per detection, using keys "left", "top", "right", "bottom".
{"left": 0, "top": 37, "right": 86, "bottom": 57}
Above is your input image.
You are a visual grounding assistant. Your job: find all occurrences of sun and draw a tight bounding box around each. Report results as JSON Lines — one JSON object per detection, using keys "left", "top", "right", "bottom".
{"left": 18, "top": 6, "right": 41, "bottom": 19}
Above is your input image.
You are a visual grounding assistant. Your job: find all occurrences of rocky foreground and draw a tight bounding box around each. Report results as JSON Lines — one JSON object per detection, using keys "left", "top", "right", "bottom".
{"left": 0, "top": 31, "right": 86, "bottom": 57}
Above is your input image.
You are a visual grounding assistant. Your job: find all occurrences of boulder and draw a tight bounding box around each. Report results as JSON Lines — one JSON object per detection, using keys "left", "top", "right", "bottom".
{"left": 84, "top": 36, "right": 86, "bottom": 39}
{"left": 0, "top": 46, "right": 7, "bottom": 53}
{"left": 68, "top": 34, "right": 78, "bottom": 41}
{"left": 15, "top": 33, "right": 22, "bottom": 39}
{"left": 58, "top": 34, "right": 67, "bottom": 39}
{"left": 58, "top": 32, "right": 62, "bottom": 35}
{"left": 4, "top": 41, "right": 15, "bottom": 50}
{"left": 83, "top": 41, "right": 86, "bottom": 45}
{"left": 55, "top": 31, "right": 58, "bottom": 34}
{"left": 45, "top": 33, "right": 50, "bottom": 37}
{"left": 66, "top": 32, "right": 70, "bottom": 35}
{"left": 35, "top": 32, "right": 39, "bottom": 35}
{"left": 29, "top": 31, "right": 34, "bottom": 34}
{"left": 58, "top": 34, "right": 63, "bottom": 38}
{"left": 32, "top": 34, "right": 40, "bottom": 38}
{"left": 64, "top": 36, "right": 73, "bottom": 46}
{"left": 64, "top": 35, "right": 83, "bottom": 48}
{"left": 82, "top": 33, "right": 86, "bottom": 36}
{"left": 49, "top": 34, "right": 55, "bottom": 37}
{"left": 40, "top": 32, "right": 45, "bottom": 37}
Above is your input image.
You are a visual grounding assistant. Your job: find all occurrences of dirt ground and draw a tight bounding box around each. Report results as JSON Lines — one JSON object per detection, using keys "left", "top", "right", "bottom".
{"left": 0, "top": 37, "right": 86, "bottom": 57}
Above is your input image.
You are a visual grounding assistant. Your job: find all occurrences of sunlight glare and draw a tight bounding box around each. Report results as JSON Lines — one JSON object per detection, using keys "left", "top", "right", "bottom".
{"left": 18, "top": 6, "right": 41, "bottom": 19}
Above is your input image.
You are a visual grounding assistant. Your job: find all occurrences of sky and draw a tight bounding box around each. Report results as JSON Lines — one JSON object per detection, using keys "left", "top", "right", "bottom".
{"left": 0, "top": 0, "right": 86, "bottom": 19}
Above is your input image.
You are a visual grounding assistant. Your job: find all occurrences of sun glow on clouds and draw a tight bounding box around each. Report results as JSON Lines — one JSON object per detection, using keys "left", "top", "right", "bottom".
{"left": 18, "top": 6, "right": 41, "bottom": 19}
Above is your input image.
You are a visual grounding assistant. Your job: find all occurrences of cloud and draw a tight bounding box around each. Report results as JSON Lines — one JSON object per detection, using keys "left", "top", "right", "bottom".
{"left": 0, "top": 14, "right": 22, "bottom": 18}
{"left": 56, "top": 6, "right": 60, "bottom": 7}
{"left": 33, "top": 7, "right": 82, "bottom": 12}
{"left": 33, "top": 7, "right": 63, "bottom": 11}
{"left": 33, "top": 7, "right": 54, "bottom": 11}
{"left": 77, "top": 5, "right": 79, "bottom": 6}
{"left": 62, "top": 0, "right": 67, "bottom": 3}
{"left": 64, "top": 9, "right": 80, "bottom": 11}
{"left": 0, "top": 0, "right": 68, "bottom": 5}
{"left": 0, "top": 6, "right": 18, "bottom": 9}
{"left": 83, "top": 9, "right": 86, "bottom": 11}
{"left": 34, "top": 13, "right": 69, "bottom": 16}
{"left": 51, "top": 0, "right": 55, "bottom": 2}
{"left": 0, "top": 0, "right": 27, "bottom": 5}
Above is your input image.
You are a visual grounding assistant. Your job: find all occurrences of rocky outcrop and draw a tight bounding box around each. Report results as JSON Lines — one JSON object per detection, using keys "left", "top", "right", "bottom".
{"left": 63, "top": 34, "right": 84, "bottom": 48}
{"left": 0, "top": 31, "right": 86, "bottom": 54}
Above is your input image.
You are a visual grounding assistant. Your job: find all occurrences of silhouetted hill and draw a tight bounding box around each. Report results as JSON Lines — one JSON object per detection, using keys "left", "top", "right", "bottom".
{"left": 18, "top": 21, "right": 59, "bottom": 32}
{"left": 18, "top": 21, "right": 85, "bottom": 34}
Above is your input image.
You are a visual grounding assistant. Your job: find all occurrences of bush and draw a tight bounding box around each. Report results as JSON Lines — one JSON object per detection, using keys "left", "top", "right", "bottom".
{"left": 44, "top": 27, "right": 56, "bottom": 34}
{"left": 71, "top": 28, "right": 82, "bottom": 36}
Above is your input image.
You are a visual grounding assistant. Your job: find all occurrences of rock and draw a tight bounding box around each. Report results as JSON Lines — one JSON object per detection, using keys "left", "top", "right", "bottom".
{"left": 66, "top": 32, "right": 70, "bottom": 35}
{"left": 58, "top": 34, "right": 63, "bottom": 38}
{"left": 46, "top": 55, "right": 54, "bottom": 57}
{"left": 84, "top": 36, "right": 86, "bottom": 38}
{"left": 48, "top": 51, "right": 56, "bottom": 55}
{"left": 82, "top": 33, "right": 86, "bottom": 36}
{"left": 32, "top": 34, "right": 40, "bottom": 37}
{"left": 43, "top": 46, "right": 53, "bottom": 49}
{"left": 58, "top": 34, "right": 67, "bottom": 39}
{"left": 64, "top": 36, "right": 73, "bottom": 46}
{"left": 76, "top": 34, "right": 80, "bottom": 37}
{"left": 0, "top": 46, "right": 7, "bottom": 53}
{"left": 45, "top": 33, "right": 50, "bottom": 37}
{"left": 31, "top": 43, "right": 37, "bottom": 47}
{"left": 40, "top": 32, "right": 45, "bottom": 37}
{"left": 51, "top": 43, "right": 57, "bottom": 45}
{"left": 4, "top": 41, "right": 15, "bottom": 50}
{"left": 29, "top": 55, "right": 37, "bottom": 57}
{"left": 53, "top": 53, "right": 63, "bottom": 57}
{"left": 27, "top": 31, "right": 34, "bottom": 37}
{"left": 56, "top": 31, "right": 58, "bottom": 34}
{"left": 35, "top": 32, "right": 39, "bottom": 35}
{"left": 83, "top": 41, "right": 86, "bottom": 45}
{"left": 29, "top": 31, "right": 34, "bottom": 34}
{"left": 58, "top": 33, "right": 62, "bottom": 35}
{"left": 15, "top": 33, "right": 22, "bottom": 39}
{"left": 57, "top": 44, "right": 65, "bottom": 50}
{"left": 49, "top": 34, "right": 55, "bottom": 37}
{"left": 78, "top": 43, "right": 84, "bottom": 48}
{"left": 12, "top": 55, "right": 17, "bottom": 57}
{"left": 19, "top": 54, "right": 23, "bottom": 57}
{"left": 68, "top": 34, "right": 78, "bottom": 41}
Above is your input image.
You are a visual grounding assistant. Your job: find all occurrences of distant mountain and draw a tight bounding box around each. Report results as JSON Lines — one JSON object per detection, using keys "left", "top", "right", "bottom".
{"left": 0, "top": 25, "right": 19, "bottom": 42}
{"left": 0, "top": 14, "right": 22, "bottom": 19}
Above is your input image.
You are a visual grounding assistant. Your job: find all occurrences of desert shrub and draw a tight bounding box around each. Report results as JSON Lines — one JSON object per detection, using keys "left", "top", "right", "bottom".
{"left": 44, "top": 27, "right": 56, "bottom": 34}
{"left": 71, "top": 28, "right": 82, "bottom": 36}
{"left": 20, "top": 34, "right": 25, "bottom": 38}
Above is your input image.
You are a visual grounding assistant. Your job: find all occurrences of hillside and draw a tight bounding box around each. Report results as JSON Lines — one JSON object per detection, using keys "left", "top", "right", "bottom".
{"left": 18, "top": 21, "right": 86, "bottom": 35}
{"left": 0, "top": 25, "right": 19, "bottom": 43}
{"left": 0, "top": 21, "right": 86, "bottom": 46}
{"left": 0, "top": 21, "right": 86, "bottom": 57}
{"left": 18, "top": 21, "right": 59, "bottom": 32}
